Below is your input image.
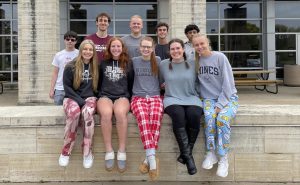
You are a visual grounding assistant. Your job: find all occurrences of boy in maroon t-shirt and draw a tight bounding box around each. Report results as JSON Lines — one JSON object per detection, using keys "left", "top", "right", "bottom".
{"left": 85, "top": 12, "right": 112, "bottom": 63}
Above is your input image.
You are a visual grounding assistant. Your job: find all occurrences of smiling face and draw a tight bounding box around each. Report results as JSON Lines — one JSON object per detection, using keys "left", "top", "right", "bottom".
{"left": 81, "top": 43, "right": 94, "bottom": 63}
{"left": 130, "top": 17, "right": 143, "bottom": 35}
{"left": 110, "top": 40, "right": 123, "bottom": 60}
{"left": 156, "top": 26, "right": 168, "bottom": 40}
{"left": 192, "top": 35, "right": 210, "bottom": 56}
{"left": 96, "top": 16, "right": 109, "bottom": 32}
{"left": 169, "top": 42, "right": 184, "bottom": 61}
{"left": 140, "top": 39, "right": 153, "bottom": 58}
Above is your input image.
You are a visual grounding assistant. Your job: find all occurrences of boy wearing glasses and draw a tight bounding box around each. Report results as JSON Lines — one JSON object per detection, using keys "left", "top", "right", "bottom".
{"left": 49, "top": 31, "right": 79, "bottom": 105}
{"left": 85, "top": 12, "right": 112, "bottom": 63}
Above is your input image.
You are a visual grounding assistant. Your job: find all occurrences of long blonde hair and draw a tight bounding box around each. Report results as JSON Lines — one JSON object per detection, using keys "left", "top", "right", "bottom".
{"left": 73, "top": 39, "right": 99, "bottom": 92}
{"left": 192, "top": 34, "right": 212, "bottom": 73}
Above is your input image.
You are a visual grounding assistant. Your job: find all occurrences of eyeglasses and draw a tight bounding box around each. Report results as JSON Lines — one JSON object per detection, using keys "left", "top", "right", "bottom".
{"left": 140, "top": 45, "right": 152, "bottom": 49}
{"left": 65, "top": 38, "right": 76, "bottom": 42}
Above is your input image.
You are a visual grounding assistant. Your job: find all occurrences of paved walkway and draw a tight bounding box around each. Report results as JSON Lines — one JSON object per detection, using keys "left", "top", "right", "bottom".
{"left": 1, "top": 86, "right": 300, "bottom": 106}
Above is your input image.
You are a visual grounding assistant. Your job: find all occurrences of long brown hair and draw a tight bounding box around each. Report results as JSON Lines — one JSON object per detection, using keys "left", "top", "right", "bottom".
{"left": 192, "top": 34, "right": 212, "bottom": 74}
{"left": 140, "top": 37, "right": 158, "bottom": 76}
{"left": 73, "top": 39, "right": 99, "bottom": 92}
{"left": 104, "top": 37, "right": 130, "bottom": 73}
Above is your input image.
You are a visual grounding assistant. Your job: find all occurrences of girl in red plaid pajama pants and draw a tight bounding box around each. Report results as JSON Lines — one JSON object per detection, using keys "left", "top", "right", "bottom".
{"left": 131, "top": 37, "right": 163, "bottom": 181}
{"left": 58, "top": 39, "right": 99, "bottom": 169}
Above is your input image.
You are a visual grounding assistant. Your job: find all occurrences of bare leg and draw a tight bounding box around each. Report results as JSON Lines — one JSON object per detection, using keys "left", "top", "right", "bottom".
{"left": 113, "top": 98, "right": 130, "bottom": 152}
{"left": 97, "top": 97, "right": 114, "bottom": 152}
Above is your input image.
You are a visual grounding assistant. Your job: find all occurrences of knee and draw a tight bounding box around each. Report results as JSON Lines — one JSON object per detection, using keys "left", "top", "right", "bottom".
{"left": 66, "top": 107, "right": 81, "bottom": 120}
{"left": 100, "top": 111, "right": 113, "bottom": 123}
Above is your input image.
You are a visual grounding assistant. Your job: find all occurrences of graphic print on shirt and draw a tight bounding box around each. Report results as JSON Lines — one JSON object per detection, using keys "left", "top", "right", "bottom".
{"left": 104, "top": 65, "right": 125, "bottom": 82}
{"left": 82, "top": 69, "right": 92, "bottom": 82}
{"left": 95, "top": 44, "right": 106, "bottom": 53}
{"left": 135, "top": 67, "right": 152, "bottom": 76}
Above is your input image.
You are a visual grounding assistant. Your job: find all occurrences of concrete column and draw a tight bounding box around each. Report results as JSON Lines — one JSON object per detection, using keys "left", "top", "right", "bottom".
{"left": 168, "top": 0, "right": 206, "bottom": 41}
{"left": 264, "top": 0, "right": 276, "bottom": 80}
{"left": 18, "top": 0, "right": 60, "bottom": 104}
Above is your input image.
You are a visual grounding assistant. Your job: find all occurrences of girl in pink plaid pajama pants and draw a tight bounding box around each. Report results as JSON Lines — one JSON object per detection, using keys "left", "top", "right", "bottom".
{"left": 58, "top": 39, "right": 99, "bottom": 169}
{"left": 130, "top": 37, "right": 163, "bottom": 180}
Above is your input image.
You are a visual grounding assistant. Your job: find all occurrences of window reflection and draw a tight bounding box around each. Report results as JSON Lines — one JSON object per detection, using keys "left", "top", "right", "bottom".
{"left": 275, "top": 20, "right": 300, "bottom": 33}
{"left": 115, "top": 4, "right": 157, "bottom": 19}
{"left": 224, "top": 52, "right": 262, "bottom": 68}
{"left": 0, "top": 55, "right": 11, "bottom": 71}
{"left": 220, "top": 3, "right": 261, "bottom": 19}
{"left": 275, "top": 34, "right": 296, "bottom": 50}
{"left": 220, "top": 20, "right": 261, "bottom": 33}
{"left": 276, "top": 52, "right": 296, "bottom": 67}
{"left": 221, "top": 35, "right": 261, "bottom": 51}
{"left": 275, "top": 2, "right": 300, "bottom": 18}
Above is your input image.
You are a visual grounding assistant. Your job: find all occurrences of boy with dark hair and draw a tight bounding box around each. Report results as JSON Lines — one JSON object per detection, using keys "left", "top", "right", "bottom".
{"left": 184, "top": 24, "right": 200, "bottom": 60}
{"left": 85, "top": 12, "right": 112, "bottom": 63}
{"left": 49, "top": 31, "right": 79, "bottom": 105}
{"left": 155, "top": 22, "right": 169, "bottom": 60}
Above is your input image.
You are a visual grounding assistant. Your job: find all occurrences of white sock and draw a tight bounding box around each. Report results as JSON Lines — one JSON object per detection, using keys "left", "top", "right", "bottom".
{"left": 147, "top": 155, "right": 156, "bottom": 170}
{"left": 143, "top": 158, "right": 148, "bottom": 164}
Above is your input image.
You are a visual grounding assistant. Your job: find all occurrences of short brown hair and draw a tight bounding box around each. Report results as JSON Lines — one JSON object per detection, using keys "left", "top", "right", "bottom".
{"left": 96, "top": 12, "right": 111, "bottom": 23}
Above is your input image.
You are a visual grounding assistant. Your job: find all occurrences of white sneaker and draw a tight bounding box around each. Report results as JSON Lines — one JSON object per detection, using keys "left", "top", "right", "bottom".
{"left": 83, "top": 153, "right": 94, "bottom": 169}
{"left": 59, "top": 154, "right": 69, "bottom": 167}
{"left": 202, "top": 151, "right": 218, "bottom": 169}
{"left": 216, "top": 155, "right": 229, "bottom": 177}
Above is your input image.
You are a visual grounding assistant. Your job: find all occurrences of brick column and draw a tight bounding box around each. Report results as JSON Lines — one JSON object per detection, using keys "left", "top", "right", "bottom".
{"left": 18, "top": 0, "right": 60, "bottom": 104}
{"left": 169, "top": 0, "right": 206, "bottom": 40}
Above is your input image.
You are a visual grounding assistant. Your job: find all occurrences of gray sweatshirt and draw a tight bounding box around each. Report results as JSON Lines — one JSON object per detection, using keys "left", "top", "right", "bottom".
{"left": 132, "top": 56, "right": 161, "bottom": 97}
{"left": 122, "top": 35, "right": 143, "bottom": 59}
{"left": 159, "top": 59, "right": 202, "bottom": 108}
{"left": 197, "top": 51, "right": 237, "bottom": 109}
{"left": 184, "top": 42, "right": 195, "bottom": 61}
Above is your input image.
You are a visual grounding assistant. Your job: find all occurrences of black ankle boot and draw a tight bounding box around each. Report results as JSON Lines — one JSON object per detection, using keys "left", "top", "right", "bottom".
{"left": 177, "top": 127, "right": 200, "bottom": 165}
{"left": 173, "top": 127, "right": 197, "bottom": 175}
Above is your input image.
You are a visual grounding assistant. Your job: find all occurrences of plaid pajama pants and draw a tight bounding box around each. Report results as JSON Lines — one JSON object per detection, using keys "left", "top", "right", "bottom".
{"left": 61, "top": 97, "right": 97, "bottom": 156}
{"left": 203, "top": 95, "right": 239, "bottom": 156}
{"left": 131, "top": 96, "right": 164, "bottom": 150}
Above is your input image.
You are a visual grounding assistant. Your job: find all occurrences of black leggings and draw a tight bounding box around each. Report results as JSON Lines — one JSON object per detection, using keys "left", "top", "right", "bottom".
{"left": 165, "top": 105, "right": 203, "bottom": 130}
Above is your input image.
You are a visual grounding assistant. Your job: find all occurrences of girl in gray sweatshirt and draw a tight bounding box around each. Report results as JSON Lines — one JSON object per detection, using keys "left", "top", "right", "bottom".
{"left": 193, "top": 34, "right": 238, "bottom": 178}
{"left": 131, "top": 37, "right": 162, "bottom": 181}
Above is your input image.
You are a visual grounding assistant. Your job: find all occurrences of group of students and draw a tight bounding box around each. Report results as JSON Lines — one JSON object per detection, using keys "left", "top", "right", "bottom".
{"left": 49, "top": 13, "right": 238, "bottom": 180}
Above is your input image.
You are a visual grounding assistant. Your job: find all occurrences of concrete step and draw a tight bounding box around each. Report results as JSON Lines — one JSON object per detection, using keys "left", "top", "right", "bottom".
{"left": 0, "top": 105, "right": 299, "bottom": 182}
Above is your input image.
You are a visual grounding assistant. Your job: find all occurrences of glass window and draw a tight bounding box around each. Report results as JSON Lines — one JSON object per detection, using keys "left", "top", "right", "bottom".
{"left": 220, "top": 20, "right": 261, "bottom": 33}
{"left": 0, "top": 36, "right": 11, "bottom": 53}
{"left": 0, "top": 55, "right": 11, "bottom": 71}
{"left": 275, "top": 2, "right": 300, "bottom": 18}
{"left": 0, "top": 3, "right": 12, "bottom": 19}
{"left": 0, "top": 0, "right": 18, "bottom": 84}
{"left": 70, "top": 4, "right": 113, "bottom": 20}
{"left": 0, "top": 21, "right": 11, "bottom": 34}
{"left": 207, "top": 35, "right": 218, "bottom": 51}
{"left": 224, "top": 52, "right": 262, "bottom": 68}
{"left": 13, "top": 72, "right": 17, "bottom": 82}
{"left": 276, "top": 52, "right": 296, "bottom": 67}
{"left": 0, "top": 72, "right": 11, "bottom": 82}
{"left": 275, "top": 34, "right": 296, "bottom": 50}
{"left": 115, "top": 4, "right": 157, "bottom": 19}
{"left": 275, "top": 20, "right": 300, "bottom": 33}
{"left": 220, "top": 35, "right": 261, "bottom": 51}
{"left": 206, "top": 3, "right": 218, "bottom": 19}
{"left": 207, "top": 20, "right": 219, "bottom": 33}
{"left": 220, "top": 3, "right": 261, "bottom": 19}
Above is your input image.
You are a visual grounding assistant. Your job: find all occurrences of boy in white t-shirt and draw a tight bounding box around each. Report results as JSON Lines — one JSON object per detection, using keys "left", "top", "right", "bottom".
{"left": 49, "top": 31, "right": 79, "bottom": 105}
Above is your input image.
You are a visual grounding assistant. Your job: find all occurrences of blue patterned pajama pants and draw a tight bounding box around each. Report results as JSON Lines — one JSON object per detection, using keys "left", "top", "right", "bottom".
{"left": 203, "top": 96, "right": 238, "bottom": 156}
